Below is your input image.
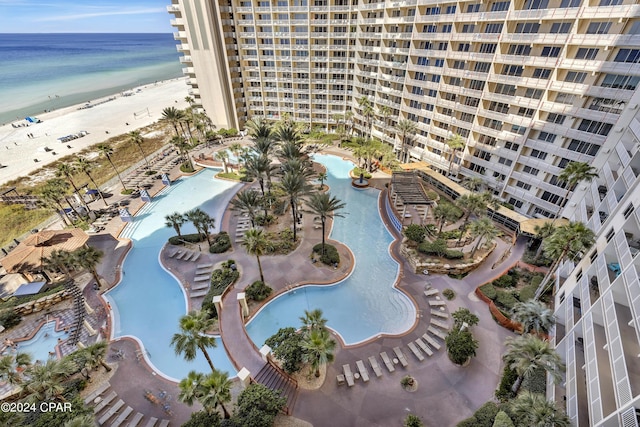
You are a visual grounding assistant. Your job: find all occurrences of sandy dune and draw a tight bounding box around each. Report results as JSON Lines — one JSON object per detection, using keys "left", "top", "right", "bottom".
{"left": 0, "top": 78, "right": 190, "bottom": 186}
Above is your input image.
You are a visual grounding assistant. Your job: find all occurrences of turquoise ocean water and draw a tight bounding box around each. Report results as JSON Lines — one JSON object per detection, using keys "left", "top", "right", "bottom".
{"left": 0, "top": 33, "right": 183, "bottom": 125}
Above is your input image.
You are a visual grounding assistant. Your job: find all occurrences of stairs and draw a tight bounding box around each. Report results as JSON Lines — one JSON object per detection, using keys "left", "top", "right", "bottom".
{"left": 65, "top": 281, "right": 86, "bottom": 346}
{"left": 254, "top": 362, "right": 298, "bottom": 415}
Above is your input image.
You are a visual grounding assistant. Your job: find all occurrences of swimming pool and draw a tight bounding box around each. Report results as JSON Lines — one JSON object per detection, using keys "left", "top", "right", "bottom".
{"left": 106, "top": 171, "right": 240, "bottom": 380}
{"left": 246, "top": 154, "right": 416, "bottom": 346}
{"left": 16, "top": 321, "right": 66, "bottom": 363}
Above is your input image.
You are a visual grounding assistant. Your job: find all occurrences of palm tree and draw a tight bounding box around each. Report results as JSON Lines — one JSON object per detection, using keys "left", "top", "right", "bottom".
{"left": 24, "top": 357, "right": 77, "bottom": 402}
{"left": 446, "top": 133, "right": 466, "bottom": 176}
{"left": 456, "top": 193, "right": 485, "bottom": 243}
{"left": 165, "top": 212, "right": 187, "bottom": 238}
{"left": 199, "top": 369, "right": 233, "bottom": 419}
{"left": 129, "top": 130, "right": 150, "bottom": 170}
{"left": 511, "top": 300, "right": 555, "bottom": 335}
{"left": 280, "top": 170, "right": 312, "bottom": 242}
{"left": 555, "top": 161, "right": 598, "bottom": 221}
{"left": 299, "top": 309, "right": 328, "bottom": 333}
{"left": 39, "top": 180, "right": 73, "bottom": 225}
{"left": 502, "top": 335, "right": 565, "bottom": 394}
{"left": 482, "top": 192, "right": 502, "bottom": 220}
{"left": 185, "top": 208, "right": 216, "bottom": 245}
{"left": 171, "top": 310, "right": 218, "bottom": 372}
{"left": 73, "top": 341, "right": 111, "bottom": 379}
{"left": 345, "top": 111, "right": 355, "bottom": 136}
{"left": 511, "top": 391, "right": 571, "bottom": 427}
{"left": 317, "top": 172, "right": 328, "bottom": 190}
{"left": 469, "top": 217, "right": 498, "bottom": 257}
{"left": 358, "top": 97, "right": 375, "bottom": 139}
{"left": 73, "top": 246, "right": 104, "bottom": 287}
{"left": 241, "top": 228, "right": 272, "bottom": 283}
{"left": 378, "top": 104, "right": 392, "bottom": 128}
{"left": 533, "top": 222, "right": 556, "bottom": 260}
{"left": 214, "top": 150, "right": 230, "bottom": 174}
{"left": 178, "top": 370, "right": 204, "bottom": 406}
{"left": 63, "top": 414, "right": 97, "bottom": 427}
{"left": 43, "top": 249, "right": 76, "bottom": 281}
{"left": 463, "top": 177, "right": 483, "bottom": 192}
{"left": 433, "top": 203, "right": 457, "bottom": 233}
{"left": 534, "top": 221, "right": 595, "bottom": 300}
{"left": 301, "top": 328, "right": 336, "bottom": 377}
{"left": 252, "top": 137, "right": 277, "bottom": 159}
{"left": 161, "top": 106, "right": 185, "bottom": 137}
{"left": 304, "top": 192, "right": 346, "bottom": 255}
{"left": 56, "top": 163, "right": 89, "bottom": 214}
{"left": 229, "top": 142, "right": 243, "bottom": 167}
{"left": 97, "top": 144, "right": 127, "bottom": 191}
{"left": 74, "top": 157, "right": 108, "bottom": 207}
{"left": 244, "top": 154, "right": 271, "bottom": 196}
{"left": 172, "top": 136, "right": 195, "bottom": 170}
{"left": 0, "top": 352, "right": 32, "bottom": 386}
{"left": 230, "top": 190, "right": 262, "bottom": 227}
{"left": 396, "top": 119, "right": 417, "bottom": 163}
{"left": 246, "top": 117, "right": 273, "bottom": 141}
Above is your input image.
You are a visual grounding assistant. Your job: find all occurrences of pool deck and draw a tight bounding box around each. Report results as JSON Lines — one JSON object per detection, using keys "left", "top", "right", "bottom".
{"left": 32, "top": 143, "right": 528, "bottom": 426}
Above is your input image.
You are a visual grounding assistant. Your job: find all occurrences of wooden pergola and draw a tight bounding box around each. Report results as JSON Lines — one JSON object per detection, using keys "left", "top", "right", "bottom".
{"left": 390, "top": 171, "right": 434, "bottom": 223}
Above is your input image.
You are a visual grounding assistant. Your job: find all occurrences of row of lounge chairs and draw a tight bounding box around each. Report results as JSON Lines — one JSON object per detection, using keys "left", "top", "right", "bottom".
{"left": 191, "top": 263, "right": 214, "bottom": 299}
{"left": 338, "top": 346, "right": 410, "bottom": 387}
{"left": 235, "top": 215, "right": 252, "bottom": 240}
{"left": 168, "top": 248, "right": 201, "bottom": 263}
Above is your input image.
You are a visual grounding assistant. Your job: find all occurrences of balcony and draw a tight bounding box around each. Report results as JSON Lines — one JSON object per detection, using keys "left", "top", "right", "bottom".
{"left": 179, "top": 56, "right": 193, "bottom": 64}
{"left": 166, "top": 4, "right": 180, "bottom": 13}
{"left": 169, "top": 18, "right": 184, "bottom": 27}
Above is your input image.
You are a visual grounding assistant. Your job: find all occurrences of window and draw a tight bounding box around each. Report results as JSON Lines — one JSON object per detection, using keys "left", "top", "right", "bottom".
{"left": 524, "top": 88, "right": 544, "bottom": 99}
{"left": 498, "top": 157, "right": 512, "bottom": 166}
{"left": 511, "top": 124, "right": 527, "bottom": 135}
{"left": 485, "top": 23, "right": 504, "bottom": 33}
{"left": 587, "top": 22, "right": 612, "bottom": 34}
{"left": 465, "top": 97, "right": 480, "bottom": 107}
{"left": 517, "top": 107, "right": 534, "bottom": 118}
{"left": 541, "top": 191, "right": 563, "bottom": 205}
{"left": 469, "top": 163, "right": 486, "bottom": 174}
{"left": 508, "top": 198, "right": 523, "bottom": 209}
{"left": 516, "top": 181, "right": 532, "bottom": 190}
{"left": 623, "top": 203, "right": 635, "bottom": 219}
{"left": 541, "top": 46, "right": 561, "bottom": 57}
{"left": 489, "top": 101, "right": 510, "bottom": 114}
{"left": 538, "top": 132, "right": 556, "bottom": 142}
{"left": 605, "top": 228, "right": 615, "bottom": 243}
{"left": 578, "top": 120, "right": 612, "bottom": 136}
{"left": 478, "top": 135, "right": 497, "bottom": 146}
{"left": 490, "top": 1, "right": 510, "bottom": 11}
{"left": 460, "top": 113, "right": 475, "bottom": 123}
{"left": 502, "top": 64, "right": 523, "bottom": 76}
{"left": 441, "top": 24, "right": 453, "bottom": 33}
{"left": 495, "top": 83, "right": 516, "bottom": 96}
{"left": 505, "top": 141, "right": 519, "bottom": 151}
{"left": 615, "top": 49, "right": 640, "bottom": 63}
{"left": 452, "top": 60, "right": 466, "bottom": 70}
{"left": 434, "top": 59, "right": 445, "bottom": 67}
{"left": 467, "top": 3, "right": 481, "bottom": 12}
{"left": 524, "top": 0, "right": 548, "bottom": 9}
{"left": 533, "top": 68, "right": 552, "bottom": 79}
{"left": 515, "top": 23, "right": 540, "bottom": 33}
{"left": 600, "top": 0, "right": 622, "bottom": 5}
{"left": 508, "top": 44, "right": 531, "bottom": 56}
{"left": 424, "top": 6, "right": 441, "bottom": 15}
{"left": 575, "top": 48, "right": 599, "bottom": 60}
{"left": 474, "top": 62, "right": 491, "bottom": 73}
{"left": 462, "top": 24, "right": 475, "bottom": 33}
{"left": 567, "top": 139, "right": 600, "bottom": 155}
{"left": 555, "top": 93, "right": 576, "bottom": 105}
{"left": 564, "top": 71, "right": 587, "bottom": 83}
{"left": 530, "top": 149, "right": 547, "bottom": 160}
{"left": 468, "top": 80, "right": 485, "bottom": 90}
{"left": 601, "top": 74, "right": 640, "bottom": 90}
{"left": 458, "top": 43, "right": 470, "bottom": 52}
{"left": 550, "top": 22, "right": 572, "bottom": 34}
{"left": 445, "top": 5, "right": 456, "bottom": 13}
{"left": 474, "top": 150, "right": 492, "bottom": 161}
{"left": 479, "top": 43, "right": 497, "bottom": 54}
{"left": 559, "top": 0, "right": 581, "bottom": 6}
{"left": 546, "top": 113, "right": 566, "bottom": 124}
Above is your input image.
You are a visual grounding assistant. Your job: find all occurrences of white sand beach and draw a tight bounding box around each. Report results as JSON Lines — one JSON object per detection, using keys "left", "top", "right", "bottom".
{"left": 0, "top": 78, "right": 190, "bottom": 186}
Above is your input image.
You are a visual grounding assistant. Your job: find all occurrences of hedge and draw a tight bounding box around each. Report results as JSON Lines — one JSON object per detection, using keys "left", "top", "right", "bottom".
{"left": 517, "top": 284, "right": 537, "bottom": 302}
{"left": 201, "top": 262, "right": 239, "bottom": 319}
{"left": 495, "top": 365, "right": 518, "bottom": 401}
{"left": 169, "top": 233, "right": 204, "bottom": 245}
{"left": 522, "top": 367, "right": 547, "bottom": 394}
{"left": 479, "top": 283, "right": 496, "bottom": 300}
{"left": 245, "top": 280, "right": 272, "bottom": 301}
{"left": 495, "top": 290, "right": 518, "bottom": 311}
{"left": 404, "top": 224, "right": 427, "bottom": 243}
{"left": 313, "top": 243, "right": 340, "bottom": 265}
{"left": 493, "top": 274, "right": 515, "bottom": 288}
{"left": 209, "top": 232, "right": 231, "bottom": 253}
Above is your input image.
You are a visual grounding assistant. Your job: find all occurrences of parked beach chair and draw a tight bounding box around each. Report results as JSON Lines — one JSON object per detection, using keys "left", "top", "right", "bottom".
{"left": 158, "top": 420, "right": 170, "bottom": 427}
{"left": 428, "top": 300, "right": 446, "bottom": 307}
{"left": 93, "top": 391, "right": 117, "bottom": 414}
{"left": 343, "top": 364, "right": 355, "bottom": 387}
{"left": 393, "top": 347, "right": 409, "bottom": 367}
{"left": 128, "top": 412, "right": 144, "bottom": 427}
{"left": 197, "top": 263, "right": 213, "bottom": 269}
{"left": 191, "top": 290, "right": 208, "bottom": 298}
{"left": 144, "top": 418, "right": 158, "bottom": 427}
{"left": 98, "top": 398, "right": 124, "bottom": 424}
{"left": 111, "top": 405, "right": 133, "bottom": 427}
{"left": 84, "top": 382, "right": 110, "bottom": 405}
{"left": 380, "top": 351, "right": 395, "bottom": 372}
{"left": 432, "top": 319, "right": 450, "bottom": 331}
{"left": 174, "top": 251, "right": 185, "bottom": 260}
{"left": 423, "top": 333, "right": 441, "bottom": 350}
{"left": 407, "top": 342, "right": 424, "bottom": 361}
{"left": 424, "top": 288, "right": 439, "bottom": 297}
{"left": 416, "top": 338, "right": 433, "bottom": 356}
{"left": 191, "top": 282, "right": 209, "bottom": 291}
{"left": 191, "top": 252, "right": 201, "bottom": 262}
{"left": 428, "top": 325, "right": 447, "bottom": 340}
{"left": 368, "top": 356, "right": 383, "bottom": 377}
{"left": 431, "top": 309, "right": 448, "bottom": 319}
{"left": 355, "top": 360, "right": 370, "bottom": 382}
{"left": 194, "top": 275, "right": 210, "bottom": 282}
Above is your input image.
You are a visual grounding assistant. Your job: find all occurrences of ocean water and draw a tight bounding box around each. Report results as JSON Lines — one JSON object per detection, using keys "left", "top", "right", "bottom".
{"left": 0, "top": 33, "right": 183, "bottom": 125}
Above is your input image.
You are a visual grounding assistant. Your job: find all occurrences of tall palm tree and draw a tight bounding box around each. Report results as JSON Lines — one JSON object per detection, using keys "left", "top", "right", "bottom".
{"left": 317, "top": 172, "right": 328, "bottom": 190}
{"left": 56, "top": 163, "right": 89, "bottom": 214}
{"left": 533, "top": 222, "right": 556, "bottom": 260}
{"left": 433, "top": 203, "right": 456, "bottom": 233}
{"left": 280, "top": 170, "right": 312, "bottom": 242}
{"left": 456, "top": 193, "right": 485, "bottom": 243}
{"left": 74, "top": 157, "right": 108, "bottom": 207}
{"left": 97, "top": 144, "right": 127, "bottom": 191}
{"left": 252, "top": 137, "right": 277, "bottom": 159}
{"left": 244, "top": 154, "right": 271, "bottom": 196}
{"left": 396, "top": 119, "right": 417, "bottom": 163}
{"left": 43, "top": 249, "right": 76, "bottom": 281}
{"left": 344, "top": 111, "right": 355, "bottom": 136}
{"left": 171, "top": 135, "right": 195, "bottom": 170}
{"left": 534, "top": 221, "right": 595, "bottom": 300}
{"left": 469, "top": 217, "right": 498, "bottom": 257}
{"left": 229, "top": 142, "right": 243, "bottom": 166}
{"left": 463, "top": 177, "right": 483, "bottom": 192}
{"left": 214, "top": 149, "right": 230, "bottom": 174}
{"left": 63, "top": 414, "right": 97, "bottom": 427}
{"left": 171, "top": 310, "right": 218, "bottom": 372}
{"left": 555, "top": 161, "right": 598, "bottom": 221}
{"left": 0, "top": 352, "right": 32, "bottom": 386}
{"left": 446, "top": 133, "right": 466, "bottom": 176}
{"left": 230, "top": 190, "right": 262, "bottom": 227}
{"left": 304, "top": 192, "right": 346, "bottom": 255}
{"left": 511, "top": 391, "right": 571, "bottom": 427}
{"left": 185, "top": 208, "right": 215, "bottom": 245}
{"left": 24, "top": 357, "right": 77, "bottom": 402}
{"left": 246, "top": 117, "right": 273, "bottom": 140}
{"left": 502, "top": 335, "right": 565, "bottom": 394}
{"left": 73, "top": 246, "right": 104, "bottom": 287}
{"left": 511, "top": 300, "right": 555, "bottom": 334}
{"left": 165, "top": 212, "right": 187, "bottom": 238}
{"left": 482, "top": 192, "right": 501, "bottom": 220}
{"left": 241, "top": 228, "right": 272, "bottom": 283}
{"left": 378, "top": 105, "right": 392, "bottom": 128}
{"left": 178, "top": 371, "right": 204, "bottom": 407}
{"left": 161, "top": 106, "right": 185, "bottom": 138}
{"left": 129, "top": 130, "right": 150, "bottom": 170}
{"left": 199, "top": 369, "right": 233, "bottom": 419}
{"left": 358, "top": 97, "right": 375, "bottom": 139}
{"left": 301, "top": 328, "right": 336, "bottom": 377}
{"left": 299, "top": 309, "right": 328, "bottom": 333}
{"left": 39, "top": 179, "right": 73, "bottom": 225}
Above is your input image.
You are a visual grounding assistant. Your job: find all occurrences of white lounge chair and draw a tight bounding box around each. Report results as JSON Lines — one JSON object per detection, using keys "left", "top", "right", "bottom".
{"left": 98, "top": 398, "right": 124, "bottom": 425}
{"left": 343, "top": 364, "right": 355, "bottom": 387}
{"left": 432, "top": 319, "right": 450, "bottom": 330}
{"left": 428, "top": 325, "right": 447, "bottom": 340}
{"left": 356, "top": 360, "right": 370, "bottom": 382}
{"left": 416, "top": 338, "right": 433, "bottom": 356}
{"left": 111, "top": 405, "right": 133, "bottom": 427}
{"left": 429, "top": 300, "right": 446, "bottom": 307}
{"left": 128, "top": 412, "right": 144, "bottom": 427}
{"left": 84, "top": 382, "right": 110, "bottom": 405}
{"left": 407, "top": 342, "right": 424, "bottom": 361}
{"left": 393, "top": 347, "right": 409, "bottom": 367}
{"left": 368, "top": 356, "right": 383, "bottom": 377}
{"left": 93, "top": 391, "right": 117, "bottom": 414}
{"left": 423, "top": 333, "right": 441, "bottom": 350}
{"left": 424, "top": 288, "right": 439, "bottom": 297}
{"left": 144, "top": 418, "right": 158, "bottom": 427}
{"left": 380, "top": 351, "right": 395, "bottom": 372}
{"left": 431, "top": 309, "right": 449, "bottom": 319}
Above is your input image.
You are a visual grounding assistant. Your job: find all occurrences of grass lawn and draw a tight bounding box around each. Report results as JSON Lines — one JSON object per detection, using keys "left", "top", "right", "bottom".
{"left": 0, "top": 205, "right": 52, "bottom": 247}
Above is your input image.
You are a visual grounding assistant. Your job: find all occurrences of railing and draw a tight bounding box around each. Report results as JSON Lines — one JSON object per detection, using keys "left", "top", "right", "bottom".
{"left": 384, "top": 191, "right": 403, "bottom": 233}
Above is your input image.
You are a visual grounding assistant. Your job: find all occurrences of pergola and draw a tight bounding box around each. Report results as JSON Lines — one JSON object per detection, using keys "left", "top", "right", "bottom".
{"left": 0, "top": 229, "right": 89, "bottom": 278}
{"left": 390, "top": 171, "right": 434, "bottom": 223}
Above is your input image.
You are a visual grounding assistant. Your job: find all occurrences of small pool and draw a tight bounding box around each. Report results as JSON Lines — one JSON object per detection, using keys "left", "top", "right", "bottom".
{"left": 15, "top": 322, "right": 66, "bottom": 362}
{"left": 246, "top": 154, "right": 416, "bottom": 346}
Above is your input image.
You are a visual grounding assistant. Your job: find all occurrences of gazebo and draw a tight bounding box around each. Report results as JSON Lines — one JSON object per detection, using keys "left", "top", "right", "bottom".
{"left": 0, "top": 229, "right": 89, "bottom": 279}
{"left": 390, "top": 171, "right": 434, "bottom": 223}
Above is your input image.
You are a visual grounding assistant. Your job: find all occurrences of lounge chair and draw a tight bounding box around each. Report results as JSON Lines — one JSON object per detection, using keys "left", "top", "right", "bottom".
{"left": 431, "top": 309, "right": 448, "bottom": 319}
{"left": 355, "top": 360, "right": 370, "bottom": 382}
{"left": 190, "top": 290, "right": 208, "bottom": 298}
{"left": 111, "top": 405, "right": 133, "bottom": 427}
{"left": 128, "top": 412, "right": 144, "bottom": 427}
{"left": 424, "top": 288, "right": 439, "bottom": 297}
{"left": 98, "top": 398, "right": 124, "bottom": 425}
{"left": 191, "top": 252, "right": 201, "bottom": 262}
{"left": 84, "top": 382, "right": 110, "bottom": 405}
{"left": 197, "top": 263, "right": 213, "bottom": 269}
{"left": 191, "top": 282, "right": 209, "bottom": 291}
{"left": 428, "top": 325, "right": 447, "bottom": 340}
{"left": 432, "top": 319, "right": 450, "bottom": 330}
{"left": 428, "top": 300, "right": 446, "bottom": 307}
{"left": 194, "top": 275, "right": 210, "bottom": 282}
{"left": 93, "top": 391, "right": 117, "bottom": 414}
{"left": 393, "top": 347, "right": 409, "bottom": 367}
{"left": 368, "top": 356, "right": 383, "bottom": 377}
{"left": 175, "top": 251, "right": 186, "bottom": 260}
{"left": 343, "top": 364, "right": 355, "bottom": 387}
{"left": 144, "top": 418, "right": 158, "bottom": 427}
{"left": 423, "top": 333, "right": 441, "bottom": 350}
{"left": 158, "top": 421, "right": 170, "bottom": 427}
{"left": 336, "top": 374, "right": 346, "bottom": 385}
{"left": 380, "top": 351, "right": 395, "bottom": 372}
{"left": 407, "top": 342, "right": 424, "bottom": 361}
{"left": 416, "top": 338, "right": 433, "bottom": 356}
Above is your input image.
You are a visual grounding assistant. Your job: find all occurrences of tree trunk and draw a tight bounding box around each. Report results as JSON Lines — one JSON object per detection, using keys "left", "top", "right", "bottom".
{"left": 256, "top": 254, "right": 264, "bottom": 283}
{"left": 108, "top": 158, "right": 127, "bottom": 190}
{"left": 137, "top": 144, "right": 150, "bottom": 170}
{"left": 86, "top": 173, "right": 109, "bottom": 207}
{"left": 321, "top": 217, "right": 326, "bottom": 255}
{"left": 291, "top": 198, "right": 297, "bottom": 242}
{"left": 471, "top": 237, "right": 483, "bottom": 257}
{"left": 457, "top": 214, "right": 470, "bottom": 244}
{"left": 534, "top": 250, "right": 566, "bottom": 300}
{"left": 511, "top": 375, "right": 524, "bottom": 394}
{"left": 199, "top": 345, "right": 216, "bottom": 372}
{"left": 100, "top": 360, "right": 112, "bottom": 372}
{"left": 91, "top": 269, "right": 101, "bottom": 288}
{"left": 220, "top": 403, "right": 231, "bottom": 419}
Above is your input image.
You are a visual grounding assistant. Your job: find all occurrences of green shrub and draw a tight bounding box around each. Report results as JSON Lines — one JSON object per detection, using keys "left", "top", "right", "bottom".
{"left": 313, "top": 243, "right": 340, "bottom": 265}
{"left": 144, "top": 170, "right": 157, "bottom": 176}
{"left": 457, "top": 417, "right": 478, "bottom": 427}
{"left": 404, "top": 224, "right": 427, "bottom": 243}
{"left": 233, "top": 384, "right": 286, "bottom": 427}
{"left": 492, "top": 411, "right": 515, "bottom": 427}
{"left": 209, "top": 232, "right": 231, "bottom": 253}
{"left": 426, "top": 191, "right": 438, "bottom": 201}
{"left": 182, "top": 411, "right": 221, "bottom": 427}
{"left": 245, "top": 280, "right": 272, "bottom": 302}
{"left": 493, "top": 274, "right": 515, "bottom": 288}
{"left": 517, "top": 285, "right": 537, "bottom": 302}
{"left": 479, "top": 284, "right": 497, "bottom": 300}
{"left": 495, "top": 290, "right": 518, "bottom": 311}
{"left": 404, "top": 414, "right": 423, "bottom": 427}
{"left": 445, "top": 250, "right": 464, "bottom": 259}
{"left": 443, "top": 289, "right": 456, "bottom": 300}
{"left": 530, "top": 274, "right": 543, "bottom": 288}
{"left": 169, "top": 233, "right": 204, "bottom": 245}
{"left": 473, "top": 402, "right": 500, "bottom": 427}
{"left": 495, "top": 365, "right": 518, "bottom": 401}
{"left": 0, "top": 311, "right": 21, "bottom": 329}
{"left": 120, "top": 188, "right": 134, "bottom": 195}
{"left": 418, "top": 239, "right": 448, "bottom": 257}
{"left": 180, "top": 162, "right": 195, "bottom": 173}
{"left": 439, "top": 229, "right": 462, "bottom": 240}
{"left": 255, "top": 214, "right": 276, "bottom": 226}
{"left": 351, "top": 167, "right": 372, "bottom": 179}
{"left": 201, "top": 265, "right": 239, "bottom": 319}
{"left": 445, "top": 328, "right": 478, "bottom": 365}
{"left": 217, "top": 172, "right": 243, "bottom": 181}
{"left": 522, "top": 367, "right": 547, "bottom": 394}
{"left": 265, "top": 327, "right": 305, "bottom": 373}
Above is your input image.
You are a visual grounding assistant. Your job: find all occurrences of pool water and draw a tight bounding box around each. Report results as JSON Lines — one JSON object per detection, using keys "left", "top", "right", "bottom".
{"left": 106, "top": 170, "right": 240, "bottom": 380}
{"left": 16, "top": 322, "right": 66, "bottom": 362}
{"left": 246, "top": 154, "right": 416, "bottom": 346}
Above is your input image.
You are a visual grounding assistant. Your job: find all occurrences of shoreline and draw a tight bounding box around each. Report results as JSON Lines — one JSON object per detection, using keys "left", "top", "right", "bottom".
{"left": 0, "top": 77, "right": 191, "bottom": 186}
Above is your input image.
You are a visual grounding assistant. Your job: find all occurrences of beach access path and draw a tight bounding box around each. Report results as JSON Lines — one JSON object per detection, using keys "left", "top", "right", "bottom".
{"left": 0, "top": 78, "right": 190, "bottom": 186}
